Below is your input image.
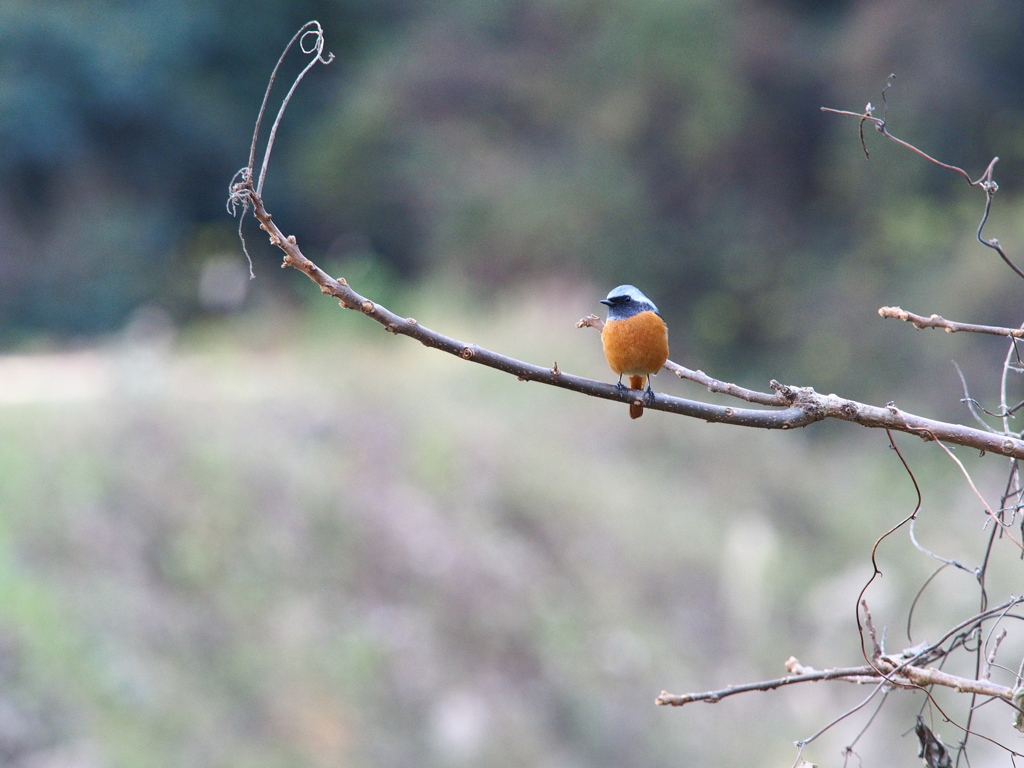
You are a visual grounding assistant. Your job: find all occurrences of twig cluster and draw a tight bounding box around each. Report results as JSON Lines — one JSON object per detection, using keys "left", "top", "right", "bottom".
{"left": 656, "top": 79, "right": 1024, "bottom": 768}
{"left": 660, "top": 589, "right": 1024, "bottom": 764}
{"left": 655, "top": 623, "right": 1022, "bottom": 709}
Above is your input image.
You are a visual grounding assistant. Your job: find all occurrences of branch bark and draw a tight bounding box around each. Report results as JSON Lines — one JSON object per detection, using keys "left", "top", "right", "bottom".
{"left": 880, "top": 306, "right": 1024, "bottom": 338}
{"left": 655, "top": 654, "right": 1017, "bottom": 708}
{"left": 227, "top": 182, "right": 1024, "bottom": 460}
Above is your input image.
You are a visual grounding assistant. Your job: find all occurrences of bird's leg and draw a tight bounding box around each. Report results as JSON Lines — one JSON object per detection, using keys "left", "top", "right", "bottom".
{"left": 644, "top": 378, "right": 656, "bottom": 406}
{"left": 615, "top": 374, "right": 626, "bottom": 391}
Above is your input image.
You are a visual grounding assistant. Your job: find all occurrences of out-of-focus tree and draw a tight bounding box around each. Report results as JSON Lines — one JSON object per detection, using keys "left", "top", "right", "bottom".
{"left": 0, "top": 0, "right": 408, "bottom": 337}
{"left": 5, "top": 0, "right": 1024, "bottom": 395}
{"left": 295, "top": 0, "right": 1024, "bottom": 389}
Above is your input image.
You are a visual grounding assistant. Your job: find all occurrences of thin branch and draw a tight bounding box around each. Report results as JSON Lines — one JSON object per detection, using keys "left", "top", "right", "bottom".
{"left": 655, "top": 662, "right": 881, "bottom": 706}
{"left": 229, "top": 179, "right": 1024, "bottom": 459}
{"left": 655, "top": 654, "right": 1016, "bottom": 708}
{"left": 913, "top": 597, "right": 1024, "bottom": 666}
{"left": 227, "top": 21, "right": 333, "bottom": 277}
{"left": 951, "top": 349, "right": 1024, "bottom": 429}
{"left": 844, "top": 688, "right": 891, "bottom": 757}
{"left": 668, "top": 362, "right": 784, "bottom": 406}
{"left": 1002, "top": 336, "right": 1023, "bottom": 437}
{"left": 908, "top": 524, "right": 973, "bottom": 576}
{"left": 879, "top": 307, "right": 1024, "bottom": 339}
{"left": 578, "top": 315, "right": 784, "bottom": 406}
{"left": 862, "top": 600, "right": 883, "bottom": 658}
{"left": 822, "top": 95, "right": 1024, "bottom": 280}
{"left": 820, "top": 107, "right": 984, "bottom": 185}
{"left": 255, "top": 23, "right": 334, "bottom": 198}
{"left": 983, "top": 629, "right": 1007, "bottom": 681}
{"left": 797, "top": 683, "right": 890, "bottom": 750}
{"left": 857, "top": 430, "right": 922, "bottom": 666}
{"left": 878, "top": 658, "right": 1014, "bottom": 700}
{"left": 952, "top": 361, "right": 1002, "bottom": 431}
{"left": 932, "top": 438, "right": 1024, "bottom": 554}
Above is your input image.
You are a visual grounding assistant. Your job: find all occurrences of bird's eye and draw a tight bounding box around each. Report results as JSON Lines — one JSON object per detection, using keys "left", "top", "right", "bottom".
{"left": 622, "top": 296, "right": 631, "bottom": 303}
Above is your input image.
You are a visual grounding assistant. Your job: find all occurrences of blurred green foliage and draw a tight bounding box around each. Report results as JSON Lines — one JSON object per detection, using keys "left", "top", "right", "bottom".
{"left": 0, "top": 0, "right": 406, "bottom": 336}
{"left": 3, "top": 0, "right": 1024, "bottom": 395}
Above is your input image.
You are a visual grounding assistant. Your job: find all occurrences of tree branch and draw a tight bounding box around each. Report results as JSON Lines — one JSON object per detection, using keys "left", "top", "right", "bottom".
{"left": 879, "top": 306, "right": 1024, "bottom": 338}
{"left": 655, "top": 654, "right": 1017, "bottom": 708}
{"left": 655, "top": 661, "right": 880, "bottom": 707}
{"left": 226, "top": 44, "right": 1024, "bottom": 460}
{"left": 225, "top": 180, "right": 1024, "bottom": 460}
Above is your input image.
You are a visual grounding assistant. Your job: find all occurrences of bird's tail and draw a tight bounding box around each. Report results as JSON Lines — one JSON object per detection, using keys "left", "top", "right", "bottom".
{"left": 628, "top": 375, "right": 647, "bottom": 419}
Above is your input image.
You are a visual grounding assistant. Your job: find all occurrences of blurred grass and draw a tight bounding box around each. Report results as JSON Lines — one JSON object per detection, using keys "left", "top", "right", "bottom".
{"left": 0, "top": 284, "right": 1021, "bottom": 767}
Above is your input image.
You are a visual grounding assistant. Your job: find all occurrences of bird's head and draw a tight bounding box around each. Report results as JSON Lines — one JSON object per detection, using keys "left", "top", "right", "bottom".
{"left": 600, "top": 285, "right": 660, "bottom": 320}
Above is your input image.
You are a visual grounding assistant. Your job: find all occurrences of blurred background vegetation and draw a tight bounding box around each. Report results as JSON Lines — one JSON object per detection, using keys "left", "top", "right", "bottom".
{"left": 2, "top": 0, "right": 1024, "bottom": 766}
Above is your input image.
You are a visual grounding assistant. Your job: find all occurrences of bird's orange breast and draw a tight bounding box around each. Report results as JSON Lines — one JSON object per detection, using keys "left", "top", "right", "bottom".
{"left": 601, "top": 311, "right": 669, "bottom": 376}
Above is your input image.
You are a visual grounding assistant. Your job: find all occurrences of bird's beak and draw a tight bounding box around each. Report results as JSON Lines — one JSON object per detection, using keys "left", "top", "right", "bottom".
{"left": 599, "top": 299, "right": 612, "bottom": 306}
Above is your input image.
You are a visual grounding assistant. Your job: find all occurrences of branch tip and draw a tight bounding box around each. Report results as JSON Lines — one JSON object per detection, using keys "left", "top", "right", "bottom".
{"left": 880, "top": 306, "right": 1024, "bottom": 338}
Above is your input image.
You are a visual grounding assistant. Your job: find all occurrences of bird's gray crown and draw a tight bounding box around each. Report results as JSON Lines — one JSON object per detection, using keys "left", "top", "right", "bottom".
{"left": 600, "top": 285, "right": 660, "bottom": 320}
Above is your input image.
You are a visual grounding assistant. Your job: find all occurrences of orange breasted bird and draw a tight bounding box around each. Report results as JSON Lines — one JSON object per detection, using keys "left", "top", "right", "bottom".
{"left": 600, "top": 285, "right": 669, "bottom": 420}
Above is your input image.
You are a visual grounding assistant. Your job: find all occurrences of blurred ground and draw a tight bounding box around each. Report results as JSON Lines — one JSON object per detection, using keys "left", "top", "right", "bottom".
{"left": 3, "top": 1, "right": 1024, "bottom": 765}
{"left": 0, "top": 287, "right": 1021, "bottom": 767}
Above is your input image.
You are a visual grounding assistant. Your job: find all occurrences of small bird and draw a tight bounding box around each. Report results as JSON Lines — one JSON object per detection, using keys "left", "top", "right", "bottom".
{"left": 600, "top": 285, "right": 669, "bottom": 419}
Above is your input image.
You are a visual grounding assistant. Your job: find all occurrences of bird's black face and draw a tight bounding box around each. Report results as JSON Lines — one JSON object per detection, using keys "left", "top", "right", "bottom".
{"left": 601, "top": 285, "right": 659, "bottom": 319}
{"left": 600, "top": 294, "right": 633, "bottom": 307}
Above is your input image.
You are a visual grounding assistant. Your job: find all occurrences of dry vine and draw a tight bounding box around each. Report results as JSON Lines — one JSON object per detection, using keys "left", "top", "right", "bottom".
{"left": 229, "top": 31, "right": 1024, "bottom": 768}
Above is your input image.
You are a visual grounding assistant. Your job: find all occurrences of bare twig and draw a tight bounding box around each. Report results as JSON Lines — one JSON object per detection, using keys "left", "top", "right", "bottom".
{"left": 844, "top": 689, "right": 891, "bottom": 759}
{"left": 655, "top": 662, "right": 881, "bottom": 706}
{"left": 983, "top": 629, "right": 1008, "bottom": 681}
{"left": 912, "top": 596, "right": 1024, "bottom": 668}
{"left": 233, "top": 21, "right": 335, "bottom": 200}
{"left": 796, "top": 684, "right": 891, "bottom": 751}
{"left": 823, "top": 92, "right": 1024, "bottom": 280}
{"left": 656, "top": 654, "right": 1016, "bottom": 708}
{"left": 819, "top": 107, "right": 986, "bottom": 186}
{"left": 1002, "top": 336, "right": 1024, "bottom": 436}
{"left": 907, "top": 524, "right": 972, "bottom": 575}
{"left": 668, "top": 362, "right": 784, "bottom": 406}
{"left": 880, "top": 659, "right": 1013, "bottom": 701}
{"left": 932, "top": 438, "right": 1024, "bottom": 554}
{"left": 227, "top": 21, "right": 333, "bottom": 276}
{"left": 952, "top": 361, "right": 1001, "bottom": 432}
{"left": 862, "top": 600, "right": 883, "bottom": 658}
{"left": 879, "top": 307, "right": 1024, "bottom": 339}
{"left": 856, "top": 430, "right": 922, "bottom": 665}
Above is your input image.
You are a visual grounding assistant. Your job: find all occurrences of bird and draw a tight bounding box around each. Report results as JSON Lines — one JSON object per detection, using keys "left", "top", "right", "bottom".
{"left": 600, "top": 285, "right": 669, "bottom": 419}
